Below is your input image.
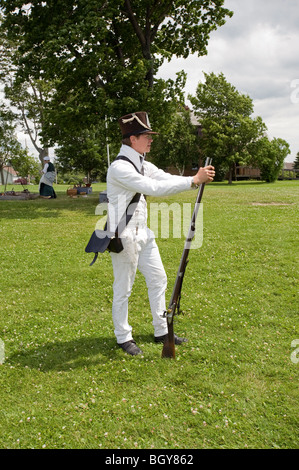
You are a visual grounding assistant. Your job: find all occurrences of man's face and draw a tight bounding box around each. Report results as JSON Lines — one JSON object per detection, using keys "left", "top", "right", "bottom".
{"left": 130, "top": 133, "right": 153, "bottom": 154}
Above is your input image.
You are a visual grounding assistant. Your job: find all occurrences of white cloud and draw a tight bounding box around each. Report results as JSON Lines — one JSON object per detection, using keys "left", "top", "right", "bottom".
{"left": 157, "top": 0, "right": 299, "bottom": 162}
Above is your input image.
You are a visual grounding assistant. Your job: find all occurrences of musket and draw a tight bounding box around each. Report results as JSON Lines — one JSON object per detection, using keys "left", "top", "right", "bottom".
{"left": 162, "top": 157, "right": 212, "bottom": 359}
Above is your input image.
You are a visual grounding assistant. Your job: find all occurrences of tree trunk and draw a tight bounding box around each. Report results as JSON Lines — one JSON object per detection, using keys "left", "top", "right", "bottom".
{"left": 0, "top": 166, "right": 4, "bottom": 187}
{"left": 39, "top": 148, "right": 49, "bottom": 166}
{"left": 228, "top": 165, "right": 233, "bottom": 184}
{"left": 124, "top": 0, "right": 154, "bottom": 89}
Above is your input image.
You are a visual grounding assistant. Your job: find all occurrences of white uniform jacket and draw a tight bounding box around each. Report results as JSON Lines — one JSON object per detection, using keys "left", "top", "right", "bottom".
{"left": 107, "top": 144, "right": 193, "bottom": 233}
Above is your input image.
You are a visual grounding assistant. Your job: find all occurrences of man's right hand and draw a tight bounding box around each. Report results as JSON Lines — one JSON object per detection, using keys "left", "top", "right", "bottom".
{"left": 193, "top": 165, "right": 215, "bottom": 185}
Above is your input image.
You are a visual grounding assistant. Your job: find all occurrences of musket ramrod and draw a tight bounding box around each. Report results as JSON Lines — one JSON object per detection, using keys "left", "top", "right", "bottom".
{"left": 161, "top": 157, "right": 213, "bottom": 359}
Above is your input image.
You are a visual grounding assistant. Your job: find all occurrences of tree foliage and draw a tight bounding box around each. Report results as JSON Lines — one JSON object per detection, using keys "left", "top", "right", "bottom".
{"left": 0, "top": 104, "right": 21, "bottom": 169}
{"left": 9, "top": 149, "right": 41, "bottom": 182}
{"left": 189, "top": 72, "right": 291, "bottom": 183}
{"left": 3, "top": 77, "right": 53, "bottom": 164}
{"left": 254, "top": 136, "right": 290, "bottom": 183}
{"left": 0, "top": 13, "right": 52, "bottom": 164}
{"left": 189, "top": 72, "right": 267, "bottom": 182}
{"left": 0, "top": 1, "right": 233, "bottom": 145}
{"left": 149, "top": 103, "right": 199, "bottom": 175}
{"left": 293, "top": 152, "right": 299, "bottom": 170}
{"left": 0, "top": 104, "right": 39, "bottom": 184}
{"left": 54, "top": 122, "right": 117, "bottom": 182}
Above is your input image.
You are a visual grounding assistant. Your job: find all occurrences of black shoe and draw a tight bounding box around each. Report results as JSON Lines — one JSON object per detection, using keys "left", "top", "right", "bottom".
{"left": 154, "top": 333, "right": 188, "bottom": 345}
{"left": 118, "top": 340, "right": 143, "bottom": 356}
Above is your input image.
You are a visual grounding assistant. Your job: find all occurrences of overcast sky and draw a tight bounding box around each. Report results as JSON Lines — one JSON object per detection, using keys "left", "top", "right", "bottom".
{"left": 158, "top": 0, "right": 299, "bottom": 162}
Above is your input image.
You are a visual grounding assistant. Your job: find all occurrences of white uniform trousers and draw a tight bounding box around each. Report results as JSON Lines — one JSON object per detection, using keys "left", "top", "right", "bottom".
{"left": 110, "top": 226, "right": 168, "bottom": 344}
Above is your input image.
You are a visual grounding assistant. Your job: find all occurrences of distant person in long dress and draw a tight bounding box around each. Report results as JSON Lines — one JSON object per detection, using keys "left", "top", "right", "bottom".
{"left": 39, "top": 156, "right": 57, "bottom": 199}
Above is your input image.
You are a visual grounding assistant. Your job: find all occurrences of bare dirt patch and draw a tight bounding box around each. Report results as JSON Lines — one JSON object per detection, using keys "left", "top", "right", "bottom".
{"left": 251, "top": 202, "right": 294, "bottom": 206}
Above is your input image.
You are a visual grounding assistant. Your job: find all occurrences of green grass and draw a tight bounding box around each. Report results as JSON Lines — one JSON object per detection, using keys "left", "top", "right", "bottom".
{"left": 0, "top": 181, "right": 298, "bottom": 449}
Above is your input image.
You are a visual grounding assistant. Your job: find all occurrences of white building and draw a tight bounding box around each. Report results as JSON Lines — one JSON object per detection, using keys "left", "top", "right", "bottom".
{"left": 0, "top": 166, "right": 18, "bottom": 185}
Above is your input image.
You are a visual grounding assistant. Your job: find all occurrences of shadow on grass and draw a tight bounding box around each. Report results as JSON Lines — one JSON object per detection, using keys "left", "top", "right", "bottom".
{"left": 7, "top": 333, "right": 155, "bottom": 371}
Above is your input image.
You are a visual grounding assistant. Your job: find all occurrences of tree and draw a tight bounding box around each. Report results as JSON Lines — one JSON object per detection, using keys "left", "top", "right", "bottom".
{"left": 4, "top": 77, "right": 53, "bottom": 166}
{"left": 0, "top": 15, "right": 52, "bottom": 165}
{"left": 0, "top": 100, "right": 40, "bottom": 186}
{"left": 0, "top": 1, "right": 233, "bottom": 143}
{"left": 294, "top": 152, "right": 299, "bottom": 170}
{"left": 189, "top": 72, "right": 267, "bottom": 183}
{"left": 10, "top": 148, "right": 41, "bottom": 183}
{"left": 0, "top": 104, "right": 22, "bottom": 184}
{"left": 150, "top": 104, "right": 199, "bottom": 175}
{"left": 54, "top": 123, "right": 117, "bottom": 183}
{"left": 254, "top": 137, "right": 290, "bottom": 183}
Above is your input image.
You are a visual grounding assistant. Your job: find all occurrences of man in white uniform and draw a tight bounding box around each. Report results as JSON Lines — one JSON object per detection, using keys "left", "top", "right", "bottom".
{"left": 107, "top": 112, "right": 215, "bottom": 355}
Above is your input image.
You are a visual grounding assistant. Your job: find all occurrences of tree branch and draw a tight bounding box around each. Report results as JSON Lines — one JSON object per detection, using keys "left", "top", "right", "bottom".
{"left": 123, "top": 0, "right": 146, "bottom": 48}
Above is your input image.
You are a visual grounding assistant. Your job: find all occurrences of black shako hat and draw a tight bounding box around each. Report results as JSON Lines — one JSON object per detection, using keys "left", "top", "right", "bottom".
{"left": 118, "top": 112, "right": 158, "bottom": 139}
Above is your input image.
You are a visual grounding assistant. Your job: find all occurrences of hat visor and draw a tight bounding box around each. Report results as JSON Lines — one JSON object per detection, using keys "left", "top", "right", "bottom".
{"left": 139, "top": 130, "right": 159, "bottom": 136}
{"left": 123, "top": 129, "right": 159, "bottom": 138}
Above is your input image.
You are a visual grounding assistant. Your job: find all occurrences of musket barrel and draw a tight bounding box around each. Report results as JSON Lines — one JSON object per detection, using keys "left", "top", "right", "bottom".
{"left": 162, "top": 156, "right": 213, "bottom": 358}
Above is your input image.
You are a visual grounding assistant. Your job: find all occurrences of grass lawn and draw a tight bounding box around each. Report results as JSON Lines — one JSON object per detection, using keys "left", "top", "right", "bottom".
{"left": 0, "top": 180, "right": 298, "bottom": 449}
